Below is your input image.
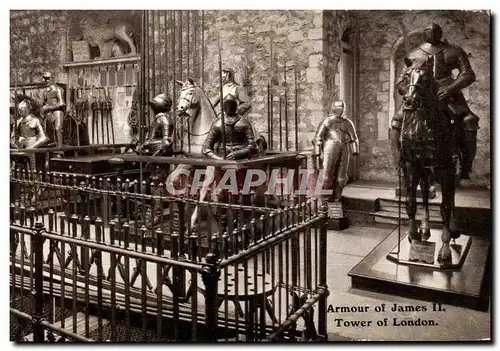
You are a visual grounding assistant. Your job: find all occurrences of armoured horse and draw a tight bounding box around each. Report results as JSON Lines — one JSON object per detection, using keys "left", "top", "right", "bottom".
{"left": 398, "top": 57, "right": 460, "bottom": 264}
{"left": 175, "top": 78, "right": 268, "bottom": 232}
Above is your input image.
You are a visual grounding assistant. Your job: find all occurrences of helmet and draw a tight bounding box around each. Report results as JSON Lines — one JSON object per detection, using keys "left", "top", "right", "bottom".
{"left": 42, "top": 71, "right": 52, "bottom": 80}
{"left": 223, "top": 95, "right": 238, "bottom": 116}
{"left": 222, "top": 68, "right": 235, "bottom": 78}
{"left": 423, "top": 23, "right": 443, "bottom": 45}
{"left": 331, "top": 100, "right": 345, "bottom": 116}
{"left": 149, "top": 93, "right": 172, "bottom": 113}
{"left": 18, "top": 99, "right": 32, "bottom": 117}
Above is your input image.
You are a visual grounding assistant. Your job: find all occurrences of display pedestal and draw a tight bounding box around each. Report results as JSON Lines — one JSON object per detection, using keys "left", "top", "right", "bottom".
{"left": 326, "top": 201, "right": 349, "bottom": 230}
{"left": 348, "top": 227, "right": 490, "bottom": 311}
{"left": 386, "top": 231, "right": 472, "bottom": 269}
{"left": 328, "top": 216, "right": 349, "bottom": 231}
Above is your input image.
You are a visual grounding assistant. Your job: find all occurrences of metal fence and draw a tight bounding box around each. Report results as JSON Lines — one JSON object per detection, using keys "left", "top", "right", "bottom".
{"left": 10, "top": 148, "right": 329, "bottom": 342}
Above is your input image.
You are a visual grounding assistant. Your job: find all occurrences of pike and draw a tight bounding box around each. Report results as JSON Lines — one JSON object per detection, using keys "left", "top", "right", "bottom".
{"left": 218, "top": 34, "right": 227, "bottom": 158}
{"left": 99, "top": 96, "right": 105, "bottom": 145}
{"left": 13, "top": 61, "right": 19, "bottom": 144}
{"left": 139, "top": 10, "right": 147, "bottom": 186}
{"left": 294, "top": 66, "right": 298, "bottom": 151}
{"left": 267, "top": 79, "right": 271, "bottom": 152}
{"left": 284, "top": 61, "right": 289, "bottom": 151}
{"left": 172, "top": 11, "right": 177, "bottom": 150}
{"left": 74, "top": 87, "right": 81, "bottom": 147}
{"left": 269, "top": 39, "right": 274, "bottom": 151}
{"left": 91, "top": 96, "right": 97, "bottom": 145}
{"left": 105, "top": 86, "right": 115, "bottom": 144}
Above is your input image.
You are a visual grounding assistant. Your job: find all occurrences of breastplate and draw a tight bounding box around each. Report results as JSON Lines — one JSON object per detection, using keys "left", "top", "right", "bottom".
{"left": 223, "top": 84, "right": 239, "bottom": 102}
{"left": 18, "top": 119, "right": 38, "bottom": 139}
{"left": 151, "top": 114, "right": 173, "bottom": 139}
{"left": 410, "top": 45, "right": 453, "bottom": 82}
{"left": 221, "top": 119, "right": 248, "bottom": 148}
{"left": 325, "top": 119, "right": 350, "bottom": 143}
{"left": 45, "top": 87, "right": 61, "bottom": 107}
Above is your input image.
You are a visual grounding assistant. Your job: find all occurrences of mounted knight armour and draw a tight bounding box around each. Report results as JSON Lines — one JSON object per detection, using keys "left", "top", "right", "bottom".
{"left": 211, "top": 67, "right": 251, "bottom": 116}
{"left": 202, "top": 95, "right": 258, "bottom": 161}
{"left": 391, "top": 23, "right": 479, "bottom": 182}
{"left": 138, "top": 93, "right": 174, "bottom": 156}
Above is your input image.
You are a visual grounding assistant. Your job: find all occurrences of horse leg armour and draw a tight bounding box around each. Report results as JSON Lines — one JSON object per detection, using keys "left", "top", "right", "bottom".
{"left": 436, "top": 166, "right": 456, "bottom": 226}
{"left": 402, "top": 160, "right": 419, "bottom": 219}
{"left": 461, "top": 130, "right": 477, "bottom": 178}
{"left": 405, "top": 186, "right": 418, "bottom": 218}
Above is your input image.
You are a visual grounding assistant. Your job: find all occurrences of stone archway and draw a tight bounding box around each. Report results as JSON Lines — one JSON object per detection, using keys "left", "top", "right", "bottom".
{"left": 337, "top": 27, "right": 360, "bottom": 181}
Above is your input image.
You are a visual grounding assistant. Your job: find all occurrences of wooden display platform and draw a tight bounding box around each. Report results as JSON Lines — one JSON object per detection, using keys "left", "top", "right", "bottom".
{"left": 50, "top": 154, "right": 142, "bottom": 177}
{"left": 386, "top": 230, "right": 472, "bottom": 269}
{"left": 348, "top": 227, "right": 491, "bottom": 311}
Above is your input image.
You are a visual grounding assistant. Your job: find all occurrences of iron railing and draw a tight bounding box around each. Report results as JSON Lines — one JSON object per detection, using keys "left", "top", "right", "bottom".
{"left": 10, "top": 149, "right": 328, "bottom": 342}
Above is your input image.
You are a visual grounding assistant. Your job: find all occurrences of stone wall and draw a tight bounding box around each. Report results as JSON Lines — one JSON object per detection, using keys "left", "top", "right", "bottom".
{"left": 355, "top": 10, "right": 490, "bottom": 187}
{"left": 323, "top": 10, "right": 356, "bottom": 115}
{"left": 202, "top": 10, "right": 327, "bottom": 151}
{"left": 10, "top": 10, "right": 490, "bottom": 187}
{"left": 10, "top": 10, "right": 70, "bottom": 85}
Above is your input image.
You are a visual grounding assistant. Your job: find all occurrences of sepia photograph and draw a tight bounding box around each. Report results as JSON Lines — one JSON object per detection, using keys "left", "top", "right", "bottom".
{"left": 7, "top": 8, "right": 491, "bottom": 342}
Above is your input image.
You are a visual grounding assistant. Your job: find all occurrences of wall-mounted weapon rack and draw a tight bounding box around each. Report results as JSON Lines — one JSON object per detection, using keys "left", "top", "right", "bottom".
{"left": 62, "top": 56, "right": 140, "bottom": 145}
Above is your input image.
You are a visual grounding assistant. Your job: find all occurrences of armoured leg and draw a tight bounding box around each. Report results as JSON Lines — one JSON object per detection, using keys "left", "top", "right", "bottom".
{"left": 334, "top": 146, "right": 351, "bottom": 201}
{"left": 54, "top": 111, "right": 64, "bottom": 147}
{"left": 51, "top": 111, "right": 65, "bottom": 158}
{"left": 459, "top": 130, "right": 478, "bottom": 179}
{"left": 322, "top": 140, "right": 342, "bottom": 202}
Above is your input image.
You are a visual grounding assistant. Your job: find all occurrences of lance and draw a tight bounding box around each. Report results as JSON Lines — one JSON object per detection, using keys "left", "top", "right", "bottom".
{"left": 13, "top": 60, "right": 19, "bottom": 145}
{"left": 139, "top": 10, "right": 147, "bottom": 186}
{"left": 98, "top": 94, "right": 105, "bottom": 145}
{"left": 269, "top": 39, "right": 274, "bottom": 151}
{"left": 284, "top": 61, "right": 289, "bottom": 151}
{"left": 107, "top": 86, "right": 115, "bottom": 144}
{"left": 294, "top": 66, "right": 298, "bottom": 151}
{"left": 218, "top": 35, "right": 227, "bottom": 159}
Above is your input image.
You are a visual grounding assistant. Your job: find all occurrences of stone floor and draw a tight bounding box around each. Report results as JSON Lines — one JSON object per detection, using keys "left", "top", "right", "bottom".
{"left": 343, "top": 180, "right": 490, "bottom": 209}
{"left": 324, "top": 224, "right": 491, "bottom": 341}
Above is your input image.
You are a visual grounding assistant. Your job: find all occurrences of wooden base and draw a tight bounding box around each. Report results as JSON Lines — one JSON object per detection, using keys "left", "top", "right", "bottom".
{"left": 348, "top": 227, "right": 491, "bottom": 311}
{"left": 50, "top": 154, "right": 142, "bottom": 177}
{"left": 327, "top": 216, "right": 349, "bottom": 231}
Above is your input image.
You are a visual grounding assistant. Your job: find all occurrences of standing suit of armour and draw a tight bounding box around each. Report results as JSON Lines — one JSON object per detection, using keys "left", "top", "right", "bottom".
{"left": 313, "top": 101, "right": 359, "bottom": 201}
{"left": 142, "top": 93, "right": 175, "bottom": 228}
{"left": 391, "top": 24, "right": 478, "bottom": 179}
{"left": 41, "top": 72, "right": 66, "bottom": 151}
{"left": 13, "top": 99, "right": 48, "bottom": 171}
